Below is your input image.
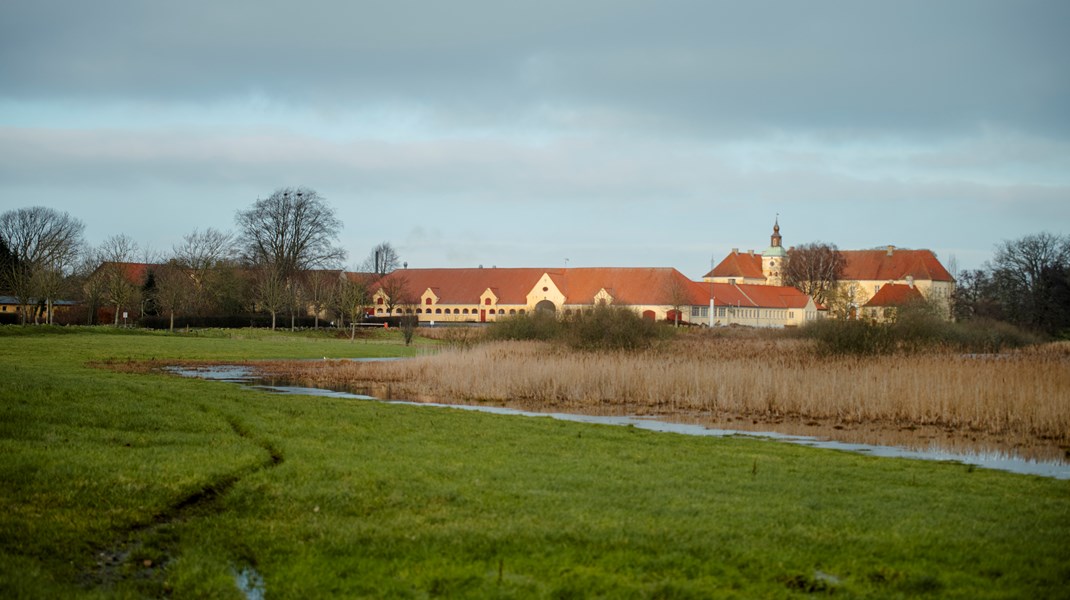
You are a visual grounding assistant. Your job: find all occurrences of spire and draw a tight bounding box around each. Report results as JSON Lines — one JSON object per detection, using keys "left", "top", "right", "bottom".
{"left": 770, "top": 215, "right": 782, "bottom": 248}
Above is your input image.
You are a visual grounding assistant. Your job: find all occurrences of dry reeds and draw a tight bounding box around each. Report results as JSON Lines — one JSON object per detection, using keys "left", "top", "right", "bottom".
{"left": 258, "top": 339, "right": 1070, "bottom": 444}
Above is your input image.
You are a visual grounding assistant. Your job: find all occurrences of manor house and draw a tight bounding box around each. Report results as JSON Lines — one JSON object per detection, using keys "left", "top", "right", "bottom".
{"left": 703, "top": 221, "right": 955, "bottom": 319}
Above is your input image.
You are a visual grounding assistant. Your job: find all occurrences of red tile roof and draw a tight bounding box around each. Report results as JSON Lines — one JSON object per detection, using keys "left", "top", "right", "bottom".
{"left": 864, "top": 283, "right": 925, "bottom": 307}
{"left": 370, "top": 268, "right": 549, "bottom": 305}
{"left": 841, "top": 249, "right": 953, "bottom": 282}
{"left": 704, "top": 251, "right": 764, "bottom": 280}
{"left": 686, "top": 280, "right": 812, "bottom": 309}
{"left": 549, "top": 267, "right": 698, "bottom": 306}
{"left": 368, "top": 267, "right": 813, "bottom": 310}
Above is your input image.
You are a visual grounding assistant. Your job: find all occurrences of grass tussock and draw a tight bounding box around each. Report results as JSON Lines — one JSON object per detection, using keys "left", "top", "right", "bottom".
{"left": 267, "top": 337, "right": 1070, "bottom": 443}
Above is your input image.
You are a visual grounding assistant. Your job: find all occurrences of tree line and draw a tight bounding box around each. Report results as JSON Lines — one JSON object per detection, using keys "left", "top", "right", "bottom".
{"left": 0, "top": 188, "right": 402, "bottom": 329}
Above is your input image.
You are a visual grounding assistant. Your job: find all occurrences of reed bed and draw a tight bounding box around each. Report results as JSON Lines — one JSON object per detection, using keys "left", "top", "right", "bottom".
{"left": 259, "top": 339, "right": 1070, "bottom": 444}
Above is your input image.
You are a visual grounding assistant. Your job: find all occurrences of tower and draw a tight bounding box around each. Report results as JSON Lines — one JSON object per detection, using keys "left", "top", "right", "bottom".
{"left": 761, "top": 218, "right": 787, "bottom": 286}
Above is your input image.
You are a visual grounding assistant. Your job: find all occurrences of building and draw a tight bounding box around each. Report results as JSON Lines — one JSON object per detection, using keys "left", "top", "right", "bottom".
{"left": 861, "top": 282, "right": 926, "bottom": 322}
{"left": 367, "top": 267, "right": 819, "bottom": 328}
{"left": 705, "top": 221, "right": 955, "bottom": 319}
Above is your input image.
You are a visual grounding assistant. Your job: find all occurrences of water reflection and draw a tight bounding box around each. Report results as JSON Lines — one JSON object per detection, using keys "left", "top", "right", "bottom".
{"left": 169, "top": 365, "right": 1070, "bottom": 480}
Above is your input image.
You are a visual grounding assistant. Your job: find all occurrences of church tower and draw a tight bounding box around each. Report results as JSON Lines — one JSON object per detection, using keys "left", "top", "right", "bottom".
{"left": 761, "top": 218, "right": 787, "bottom": 286}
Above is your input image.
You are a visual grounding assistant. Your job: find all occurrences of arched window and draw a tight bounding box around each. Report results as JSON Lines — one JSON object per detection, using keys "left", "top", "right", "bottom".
{"left": 462, "top": 309, "right": 469, "bottom": 315}
{"left": 416, "top": 309, "right": 422, "bottom": 314}
{"left": 509, "top": 309, "right": 516, "bottom": 315}
{"left": 435, "top": 308, "right": 442, "bottom": 314}
{"left": 498, "top": 309, "right": 505, "bottom": 315}
{"left": 425, "top": 298, "right": 432, "bottom": 305}
{"left": 485, "top": 298, "right": 492, "bottom": 305}
{"left": 376, "top": 298, "right": 384, "bottom": 305}
{"left": 453, "top": 309, "right": 460, "bottom": 314}
{"left": 518, "top": 309, "right": 526, "bottom": 314}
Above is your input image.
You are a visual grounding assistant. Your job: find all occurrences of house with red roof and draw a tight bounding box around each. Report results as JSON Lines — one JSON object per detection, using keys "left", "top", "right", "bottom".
{"left": 367, "top": 267, "right": 819, "bottom": 327}
{"left": 861, "top": 282, "right": 926, "bottom": 322}
{"left": 704, "top": 221, "right": 955, "bottom": 319}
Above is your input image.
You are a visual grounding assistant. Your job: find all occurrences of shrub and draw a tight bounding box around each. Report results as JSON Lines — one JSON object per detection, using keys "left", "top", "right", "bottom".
{"left": 562, "top": 304, "right": 668, "bottom": 351}
{"left": 802, "top": 312, "right": 1042, "bottom": 356}
{"left": 486, "top": 305, "right": 669, "bottom": 351}
{"left": 486, "top": 311, "right": 562, "bottom": 342}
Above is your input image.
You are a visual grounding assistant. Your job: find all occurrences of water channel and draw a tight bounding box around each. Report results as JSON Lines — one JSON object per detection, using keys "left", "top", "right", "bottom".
{"left": 170, "top": 364, "right": 1070, "bottom": 480}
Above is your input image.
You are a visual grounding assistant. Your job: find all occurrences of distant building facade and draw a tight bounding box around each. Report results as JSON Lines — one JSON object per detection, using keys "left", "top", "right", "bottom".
{"left": 703, "top": 221, "right": 955, "bottom": 319}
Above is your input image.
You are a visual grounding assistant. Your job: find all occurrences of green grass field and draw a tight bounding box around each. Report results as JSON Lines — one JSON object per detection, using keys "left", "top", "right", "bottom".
{"left": 1, "top": 327, "right": 1068, "bottom": 598}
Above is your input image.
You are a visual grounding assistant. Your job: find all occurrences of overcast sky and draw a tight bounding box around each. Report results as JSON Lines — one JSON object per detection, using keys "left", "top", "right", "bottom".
{"left": 2, "top": 0, "right": 1067, "bottom": 276}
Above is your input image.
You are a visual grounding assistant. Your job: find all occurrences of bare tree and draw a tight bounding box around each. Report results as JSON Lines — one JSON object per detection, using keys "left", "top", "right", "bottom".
{"left": 236, "top": 188, "right": 345, "bottom": 275}
{"left": 664, "top": 275, "right": 692, "bottom": 327}
{"left": 97, "top": 234, "right": 141, "bottom": 326}
{"left": 377, "top": 272, "right": 412, "bottom": 318}
{"left": 0, "top": 206, "right": 85, "bottom": 324}
{"left": 152, "top": 260, "right": 196, "bottom": 332}
{"left": 362, "top": 241, "right": 401, "bottom": 276}
{"left": 335, "top": 273, "right": 370, "bottom": 340}
{"left": 254, "top": 265, "right": 289, "bottom": 330}
{"left": 301, "top": 270, "right": 339, "bottom": 329}
{"left": 783, "top": 242, "right": 847, "bottom": 307}
{"left": 173, "top": 228, "right": 235, "bottom": 316}
{"left": 990, "top": 232, "right": 1070, "bottom": 333}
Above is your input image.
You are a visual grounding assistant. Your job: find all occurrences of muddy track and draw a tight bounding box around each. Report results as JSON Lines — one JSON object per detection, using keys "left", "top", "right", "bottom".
{"left": 81, "top": 412, "right": 283, "bottom": 594}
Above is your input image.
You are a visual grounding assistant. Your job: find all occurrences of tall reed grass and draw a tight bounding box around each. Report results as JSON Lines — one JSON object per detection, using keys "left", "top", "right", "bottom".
{"left": 262, "top": 338, "right": 1070, "bottom": 443}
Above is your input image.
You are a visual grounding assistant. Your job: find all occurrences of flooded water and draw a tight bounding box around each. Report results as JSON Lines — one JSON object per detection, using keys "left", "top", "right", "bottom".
{"left": 169, "top": 365, "right": 1070, "bottom": 480}
{"left": 234, "top": 566, "right": 265, "bottom": 600}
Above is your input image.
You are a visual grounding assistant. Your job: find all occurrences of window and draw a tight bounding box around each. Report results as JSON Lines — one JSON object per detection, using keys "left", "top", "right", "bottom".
{"left": 435, "top": 308, "right": 442, "bottom": 314}
{"left": 498, "top": 309, "right": 505, "bottom": 315}
{"left": 425, "top": 298, "right": 432, "bottom": 305}
{"left": 462, "top": 309, "right": 469, "bottom": 315}
{"left": 485, "top": 298, "right": 492, "bottom": 305}
{"left": 509, "top": 309, "right": 516, "bottom": 315}
{"left": 376, "top": 298, "right": 384, "bottom": 305}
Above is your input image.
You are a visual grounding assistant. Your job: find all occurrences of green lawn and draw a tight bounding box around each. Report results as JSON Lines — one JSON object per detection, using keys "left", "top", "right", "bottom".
{"left": 1, "top": 327, "right": 1068, "bottom": 598}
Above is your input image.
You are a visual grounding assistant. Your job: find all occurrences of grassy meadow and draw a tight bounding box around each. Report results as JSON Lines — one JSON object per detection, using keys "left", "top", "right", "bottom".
{"left": 1, "top": 326, "right": 1069, "bottom": 598}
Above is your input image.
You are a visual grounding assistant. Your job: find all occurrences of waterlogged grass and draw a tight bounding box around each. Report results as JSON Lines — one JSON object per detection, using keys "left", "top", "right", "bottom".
{"left": 1, "top": 327, "right": 1068, "bottom": 598}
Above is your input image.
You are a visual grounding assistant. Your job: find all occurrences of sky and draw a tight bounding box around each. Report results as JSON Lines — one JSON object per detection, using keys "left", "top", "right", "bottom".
{"left": 1, "top": 0, "right": 1068, "bottom": 277}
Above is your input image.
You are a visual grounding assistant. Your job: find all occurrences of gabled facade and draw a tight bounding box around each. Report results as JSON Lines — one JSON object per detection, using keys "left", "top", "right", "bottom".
{"left": 705, "top": 222, "right": 955, "bottom": 319}
{"left": 368, "top": 267, "right": 820, "bottom": 328}
{"left": 861, "top": 282, "right": 926, "bottom": 322}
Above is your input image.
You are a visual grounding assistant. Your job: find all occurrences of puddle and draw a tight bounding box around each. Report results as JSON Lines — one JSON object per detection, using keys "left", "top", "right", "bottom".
{"left": 168, "top": 365, "right": 1070, "bottom": 480}
{"left": 234, "top": 566, "right": 265, "bottom": 600}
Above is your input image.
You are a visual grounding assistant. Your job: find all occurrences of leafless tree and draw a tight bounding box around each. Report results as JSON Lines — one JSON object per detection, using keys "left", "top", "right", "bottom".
{"left": 153, "top": 260, "right": 191, "bottom": 332}
{"left": 97, "top": 234, "right": 141, "bottom": 326}
{"left": 335, "top": 273, "right": 371, "bottom": 340}
{"left": 236, "top": 188, "right": 345, "bottom": 328}
{"left": 664, "top": 275, "right": 692, "bottom": 327}
{"left": 236, "top": 188, "right": 345, "bottom": 275}
{"left": 378, "top": 272, "right": 412, "bottom": 318}
{"left": 362, "top": 241, "right": 401, "bottom": 276}
{"left": 783, "top": 242, "right": 847, "bottom": 307}
{"left": 301, "top": 270, "right": 339, "bottom": 329}
{"left": 991, "top": 232, "right": 1070, "bottom": 332}
{"left": 254, "top": 265, "right": 289, "bottom": 331}
{"left": 172, "top": 228, "right": 235, "bottom": 315}
{"left": 0, "top": 206, "right": 85, "bottom": 324}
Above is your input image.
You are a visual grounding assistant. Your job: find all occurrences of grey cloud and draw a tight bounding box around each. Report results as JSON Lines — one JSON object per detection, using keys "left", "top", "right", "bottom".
{"left": 3, "top": 1, "right": 1067, "bottom": 138}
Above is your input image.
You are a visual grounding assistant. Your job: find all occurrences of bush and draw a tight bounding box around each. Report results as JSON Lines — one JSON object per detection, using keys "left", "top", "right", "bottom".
{"left": 802, "top": 312, "right": 1042, "bottom": 356}
{"left": 486, "top": 305, "right": 669, "bottom": 351}
{"left": 486, "top": 310, "right": 562, "bottom": 342}
{"left": 562, "top": 304, "right": 668, "bottom": 351}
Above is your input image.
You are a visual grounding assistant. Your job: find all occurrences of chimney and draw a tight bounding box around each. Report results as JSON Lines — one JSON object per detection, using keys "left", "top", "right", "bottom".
{"left": 886, "top": 245, "right": 895, "bottom": 256}
{"left": 906, "top": 275, "right": 914, "bottom": 289}
{"left": 732, "top": 248, "right": 738, "bottom": 254}
{"left": 748, "top": 249, "right": 754, "bottom": 255}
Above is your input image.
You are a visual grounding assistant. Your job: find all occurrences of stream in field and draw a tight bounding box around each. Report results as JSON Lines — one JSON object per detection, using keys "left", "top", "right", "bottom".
{"left": 169, "top": 364, "right": 1070, "bottom": 480}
